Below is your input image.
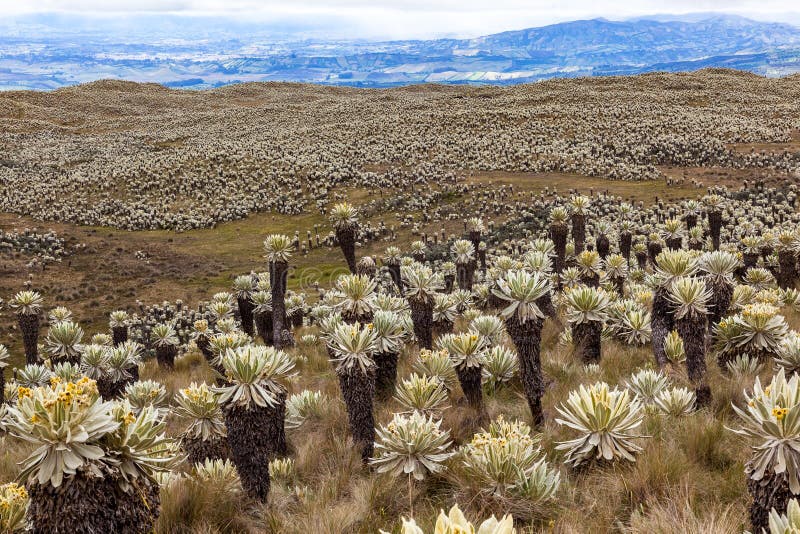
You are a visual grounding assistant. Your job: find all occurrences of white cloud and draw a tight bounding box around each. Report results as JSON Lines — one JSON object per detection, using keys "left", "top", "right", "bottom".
{"left": 6, "top": 1, "right": 800, "bottom": 38}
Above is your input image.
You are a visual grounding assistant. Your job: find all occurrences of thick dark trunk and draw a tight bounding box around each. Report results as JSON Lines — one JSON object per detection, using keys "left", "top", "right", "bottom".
{"left": 155, "top": 344, "right": 176, "bottom": 369}
{"left": 507, "top": 317, "right": 545, "bottom": 425}
{"left": 581, "top": 272, "right": 600, "bottom": 288}
{"left": 635, "top": 250, "right": 647, "bottom": 270}
{"left": 468, "top": 230, "right": 481, "bottom": 257}
{"left": 374, "top": 351, "right": 399, "bottom": 401}
{"left": 409, "top": 299, "right": 433, "bottom": 350}
{"left": 98, "top": 376, "right": 125, "bottom": 400}
{"left": 432, "top": 320, "right": 454, "bottom": 340}
{"left": 338, "top": 367, "right": 376, "bottom": 462}
{"left": 254, "top": 310, "right": 274, "bottom": 345}
{"left": 237, "top": 296, "right": 255, "bottom": 337}
{"left": 196, "top": 334, "right": 214, "bottom": 363}
{"left": 0, "top": 369, "right": 4, "bottom": 404}
{"left": 747, "top": 469, "right": 795, "bottom": 534}
{"left": 596, "top": 235, "right": 610, "bottom": 259}
{"left": 28, "top": 472, "right": 160, "bottom": 534}
{"left": 388, "top": 264, "right": 403, "bottom": 293}
{"left": 343, "top": 310, "right": 373, "bottom": 325}
{"left": 444, "top": 274, "right": 455, "bottom": 293}
{"left": 19, "top": 313, "right": 40, "bottom": 365}
{"left": 708, "top": 211, "right": 722, "bottom": 251}
{"left": 572, "top": 214, "right": 586, "bottom": 254}
{"left": 743, "top": 252, "right": 759, "bottom": 270}
{"left": 291, "top": 312, "right": 304, "bottom": 328}
{"left": 619, "top": 232, "right": 632, "bottom": 263}
{"left": 613, "top": 276, "right": 625, "bottom": 296}
{"left": 707, "top": 280, "right": 733, "bottom": 332}
{"left": 487, "top": 292, "right": 505, "bottom": 310}
{"left": 536, "top": 292, "right": 558, "bottom": 323}
{"left": 184, "top": 435, "right": 230, "bottom": 465}
{"left": 112, "top": 326, "right": 128, "bottom": 346}
{"left": 51, "top": 352, "right": 81, "bottom": 366}
{"left": 651, "top": 289, "right": 673, "bottom": 368}
{"left": 224, "top": 404, "right": 273, "bottom": 502}
{"left": 550, "top": 223, "right": 568, "bottom": 275}
{"left": 264, "top": 391, "right": 288, "bottom": 458}
{"left": 778, "top": 249, "right": 797, "bottom": 289}
{"left": 647, "top": 241, "right": 663, "bottom": 267}
{"left": 336, "top": 227, "right": 357, "bottom": 274}
{"left": 455, "top": 364, "right": 484, "bottom": 412}
{"left": 666, "top": 237, "right": 682, "bottom": 250}
{"left": 456, "top": 262, "right": 475, "bottom": 291}
{"left": 677, "top": 316, "right": 711, "bottom": 408}
{"left": 271, "top": 260, "right": 288, "bottom": 350}
{"left": 573, "top": 321, "right": 602, "bottom": 364}
{"left": 685, "top": 214, "right": 698, "bottom": 230}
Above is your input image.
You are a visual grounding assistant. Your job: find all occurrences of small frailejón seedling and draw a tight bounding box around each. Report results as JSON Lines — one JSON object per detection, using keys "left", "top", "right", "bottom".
{"left": 371, "top": 410, "right": 454, "bottom": 514}
{"left": 654, "top": 386, "right": 696, "bottom": 416}
{"left": 380, "top": 503, "right": 515, "bottom": 534}
{"left": 174, "top": 382, "right": 229, "bottom": 465}
{"left": 393, "top": 373, "right": 450, "bottom": 416}
{"left": 456, "top": 417, "right": 560, "bottom": 519}
{"left": 555, "top": 381, "right": 647, "bottom": 467}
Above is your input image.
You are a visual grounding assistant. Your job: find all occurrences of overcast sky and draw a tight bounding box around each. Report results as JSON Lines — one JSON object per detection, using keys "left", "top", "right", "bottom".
{"left": 8, "top": 0, "right": 800, "bottom": 39}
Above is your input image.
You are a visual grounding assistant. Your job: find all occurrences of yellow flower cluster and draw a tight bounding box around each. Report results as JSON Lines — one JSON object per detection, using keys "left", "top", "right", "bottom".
{"left": 181, "top": 383, "right": 212, "bottom": 404}
{"left": 742, "top": 303, "right": 779, "bottom": 321}
{"left": 773, "top": 406, "right": 789, "bottom": 421}
{"left": 22, "top": 377, "right": 99, "bottom": 413}
{"left": 755, "top": 289, "right": 782, "bottom": 306}
{"left": 469, "top": 416, "right": 534, "bottom": 452}
{"left": 633, "top": 290, "right": 653, "bottom": 306}
{"left": 0, "top": 482, "right": 27, "bottom": 509}
{"left": 123, "top": 412, "right": 136, "bottom": 425}
{"left": 419, "top": 348, "right": 449, "bottom": 362}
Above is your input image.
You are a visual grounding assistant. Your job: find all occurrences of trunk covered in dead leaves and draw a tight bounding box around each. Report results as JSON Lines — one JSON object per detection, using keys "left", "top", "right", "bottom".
{"left": 28, "top": 472, "right": 160, "bottom": 534}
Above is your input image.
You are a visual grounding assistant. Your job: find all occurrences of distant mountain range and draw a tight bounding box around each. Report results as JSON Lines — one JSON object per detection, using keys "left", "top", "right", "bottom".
{"left": 1, "top": 13, "right": 799, "bottom": 90}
